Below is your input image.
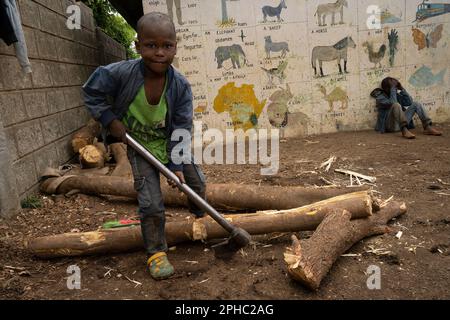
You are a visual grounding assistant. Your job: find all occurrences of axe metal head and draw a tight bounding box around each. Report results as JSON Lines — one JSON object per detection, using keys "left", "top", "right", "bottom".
{"left": 211, "top": 228, "right": 252, "bottom": 259}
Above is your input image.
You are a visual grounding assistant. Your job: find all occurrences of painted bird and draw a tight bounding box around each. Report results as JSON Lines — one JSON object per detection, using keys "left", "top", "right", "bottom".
{"left": 239, "top": 30, "right": 246, "bottom": 42}
{"left": 363, "top": 42, "right": 387, "bottom": 69}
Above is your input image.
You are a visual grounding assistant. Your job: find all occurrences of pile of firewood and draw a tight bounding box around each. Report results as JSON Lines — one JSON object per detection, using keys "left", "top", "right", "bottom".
{"left": 28, "top": 120, "right": 407, "bottom": 291}
{"left": 71, "top": 119, "right": 108, "bottom": 169}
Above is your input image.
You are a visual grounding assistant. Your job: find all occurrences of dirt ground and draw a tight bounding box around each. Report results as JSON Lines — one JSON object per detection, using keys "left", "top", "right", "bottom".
{"left": 1, "top": 123, "right": 449, "bottom": 300}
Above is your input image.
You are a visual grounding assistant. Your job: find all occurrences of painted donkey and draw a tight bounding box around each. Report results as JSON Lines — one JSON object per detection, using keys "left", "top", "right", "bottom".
{"left": 262, "top": 0, "right": 287, "bottom": 22}
{"left": 315, "top": 0, "right": 348, "bottom": 26}
{"left": 311, "top": 36, "right": 356, "bottom": 77}
{"left": 264, "top": 36, "right": 290, "bottom": 58}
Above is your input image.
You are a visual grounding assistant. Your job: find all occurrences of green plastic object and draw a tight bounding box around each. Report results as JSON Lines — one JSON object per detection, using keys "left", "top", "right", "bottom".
{"left": 102, "top": 219, "right": 140, "bottom": 229}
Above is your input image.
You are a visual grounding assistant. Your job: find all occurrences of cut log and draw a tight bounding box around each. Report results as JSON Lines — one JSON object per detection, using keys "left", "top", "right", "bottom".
{"left": 110, "top": 143, "right": 132, "bottom": 178}
{"left": 40, "top": 175, "right": 132, "bottom": 197}
{"left": 166, "top": 184, "right": 370, "bottom": 211}
{"left": 283, "top": 201, "right": 407, "bottom": 290}
{"left": 79, "top": 143, "right": 107, "bottom": 169}
{"left": 71, "top": 119, "right": 102, "bottom": 154}
{"left": 26, "top": 191, "right": 373, "bottom": 258}
{"left": 65, "top": 166, "right": 110, "bottom": 177}
{"left": 40, "top": 173, "right": 369, "bottom": 211}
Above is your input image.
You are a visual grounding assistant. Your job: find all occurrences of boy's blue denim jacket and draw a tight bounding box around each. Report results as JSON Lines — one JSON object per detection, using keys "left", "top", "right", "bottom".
{"left": 370, "top": 87, "right": 414, "bottom": 133}
{"left": 82, "top": 58, "right": 193, "bottom": 171}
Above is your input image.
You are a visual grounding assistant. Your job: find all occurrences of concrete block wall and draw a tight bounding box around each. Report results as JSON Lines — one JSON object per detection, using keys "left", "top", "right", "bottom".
{"left": 96, "top": 28, "right": 129, "bottom": 65}
{"left": 0, "top": 0, "right": 126, "bottom": 208}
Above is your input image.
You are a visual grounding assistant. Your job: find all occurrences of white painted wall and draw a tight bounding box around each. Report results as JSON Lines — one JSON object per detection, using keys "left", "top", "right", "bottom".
{"left": 143, "top": 0, "right": 450, "bottom": 137}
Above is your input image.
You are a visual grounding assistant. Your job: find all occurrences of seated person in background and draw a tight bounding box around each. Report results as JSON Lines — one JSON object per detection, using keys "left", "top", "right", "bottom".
{"left": 370, "top": 77, "right": 442, "bottom": 139}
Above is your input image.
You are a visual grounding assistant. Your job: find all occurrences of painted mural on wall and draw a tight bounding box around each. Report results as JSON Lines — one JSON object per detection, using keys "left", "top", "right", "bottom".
{"left": 262, "top": 0, "right": 288, "bottom": 23}
{"left": 413, "top": 1, "right": 450, "bottom": 22}
{"left": 388, "top": 29, "right": 399, "bottom": 67}
{"left": 315, "top": 0, "right": 348, "bottom": 26}
{"left": 143, "top": 0, "right": 450, "bottom": 137}
{"left": 266, "top": 84, "right": 293, "bottom": 128}
{"left": 412, "top": 24, "right": 444, "bottom": 49}
{"left": 213, "top": 82, "right": 266, "bottom": 131}
{"left": 312, "top": 36, "right": 356, "bottom": 77}
{"left": 409, "top": 65, "right": 447, "bottom": 88}
{"left": 381, "top": 7, "right": 402, "bottom": 24}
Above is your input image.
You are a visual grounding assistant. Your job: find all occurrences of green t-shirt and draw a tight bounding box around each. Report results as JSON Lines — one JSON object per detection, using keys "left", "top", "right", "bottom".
{"left": 122, "top": 81, "right": 169, "bottom": 164}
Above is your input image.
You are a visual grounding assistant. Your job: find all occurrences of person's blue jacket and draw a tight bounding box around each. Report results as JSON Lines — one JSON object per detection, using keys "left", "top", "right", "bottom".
{"left": 370, "top": 87, "right": 415, "bottom": 133}
{"left": 82, "top": 58, "right": 193, "bottom": 171}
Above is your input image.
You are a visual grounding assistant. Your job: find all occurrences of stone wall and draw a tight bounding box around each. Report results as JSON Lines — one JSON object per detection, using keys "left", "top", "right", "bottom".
{"left": 0, "top": 0, "right": 126, "bottom": 216}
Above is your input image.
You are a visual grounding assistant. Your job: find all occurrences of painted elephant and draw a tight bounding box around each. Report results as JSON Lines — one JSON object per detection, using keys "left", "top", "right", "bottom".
{"left": 215, "top": 44, "right": 247, "bottom": 69}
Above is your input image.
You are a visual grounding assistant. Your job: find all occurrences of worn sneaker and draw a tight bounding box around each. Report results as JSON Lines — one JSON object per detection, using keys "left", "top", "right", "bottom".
{"left": 423, "top": 126, "right": 442, "bottom": 136}
{"left": 147, "top": 252, "right": 174, "bottom": 280}
{"left": 402, "top": 128, "right": 416, "bottom": 139}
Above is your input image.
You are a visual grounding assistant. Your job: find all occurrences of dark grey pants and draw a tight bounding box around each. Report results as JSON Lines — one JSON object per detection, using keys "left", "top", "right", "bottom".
{"left": 127, "top": 147, "right": 206, "bottom": 256}
{"left": 386, "top": 102, "right": 432, "bottom": 132}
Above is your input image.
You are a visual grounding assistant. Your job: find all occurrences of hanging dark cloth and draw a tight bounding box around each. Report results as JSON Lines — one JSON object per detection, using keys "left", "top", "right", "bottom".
{"left": 0, "top": 0, "right": 18, "bottom": 45}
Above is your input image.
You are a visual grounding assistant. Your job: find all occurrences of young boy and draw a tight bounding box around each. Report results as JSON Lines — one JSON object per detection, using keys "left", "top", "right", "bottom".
{"left": 370, "top": 77, "right": 442, "bottom": 139}
{"left": 82, "top": 12, "right": 206, "bottom": 280}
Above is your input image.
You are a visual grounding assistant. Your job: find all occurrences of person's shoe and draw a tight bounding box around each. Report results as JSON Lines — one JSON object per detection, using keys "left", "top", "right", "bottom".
{"left": 423, "top": 126, "right": 442, "bottom": 136}
{"left": 402, "top": 129, "right": 416, "bottom": 139}
{"left": 147, "top": 252, "right": 174, "bottom": 280}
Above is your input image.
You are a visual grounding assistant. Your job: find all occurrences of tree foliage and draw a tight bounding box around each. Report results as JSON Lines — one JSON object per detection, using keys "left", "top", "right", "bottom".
{"left": 82, "top": 0, "right": 139, "bottom": 59}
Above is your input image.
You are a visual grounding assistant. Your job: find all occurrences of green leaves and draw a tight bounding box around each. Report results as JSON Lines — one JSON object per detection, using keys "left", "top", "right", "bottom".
{"left": 82, "top": 0, "right": 139, "bottom": 59}
{"left": 20, "top": 196, "right": 42, "bottom": 209}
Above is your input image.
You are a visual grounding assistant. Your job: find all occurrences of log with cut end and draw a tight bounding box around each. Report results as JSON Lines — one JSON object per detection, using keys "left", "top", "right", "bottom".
{"left": 71, "top": 119, "right": 101, "bottom": 153}
{"left": 79, "top": 143, "right": 107, "bottom": 169}
{"left": 40, "top": 172, "right": 368, "bottom": 211}
{"left": 26, "top": 191, "right": 374, "bottom": 258}
{"left": 283, "top": 201, "right": 407, "bottom": 290}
